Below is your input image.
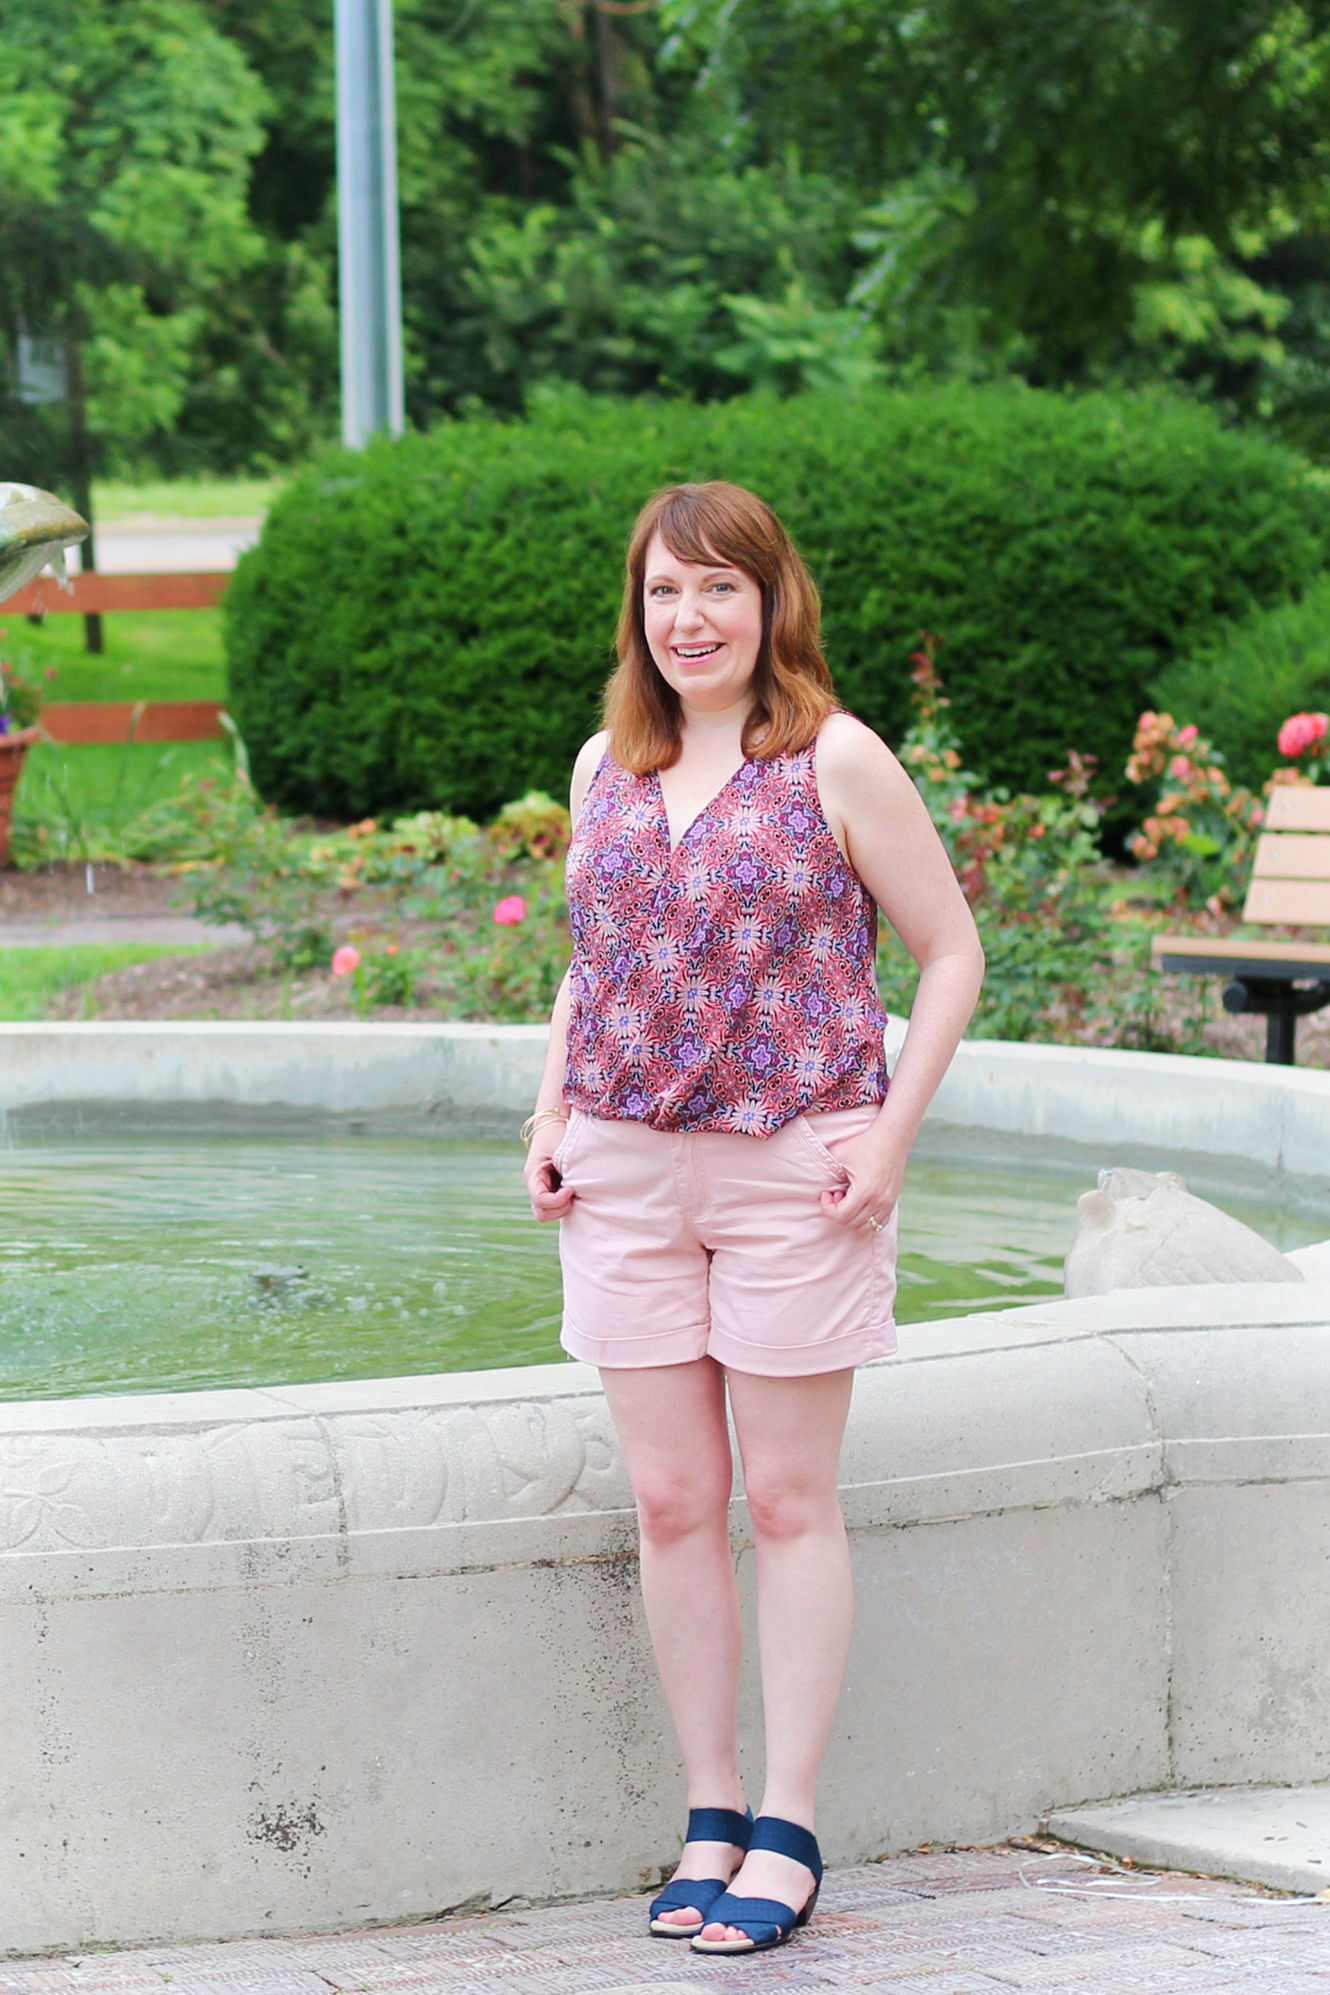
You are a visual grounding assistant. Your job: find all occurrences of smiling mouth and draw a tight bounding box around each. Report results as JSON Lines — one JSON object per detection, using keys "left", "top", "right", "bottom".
{"left": 673, "top": 643, "right": 721, "bottom": 661}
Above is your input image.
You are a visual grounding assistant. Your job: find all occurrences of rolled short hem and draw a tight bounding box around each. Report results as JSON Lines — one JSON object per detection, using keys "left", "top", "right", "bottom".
{"left": 560, "top": 1314, "right": 711, "bottom": 1370}
{"left": 706, "top": 1317, "right": 898, "bottom": 1378}
{"left": 560, "top": 1312, "right": 897, "bottom": 1377}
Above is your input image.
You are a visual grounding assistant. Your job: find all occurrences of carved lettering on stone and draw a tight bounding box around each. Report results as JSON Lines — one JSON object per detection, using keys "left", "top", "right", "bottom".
{"left": 0, "top": 1395, "right": 628, "bottom": 1555}
{"left": 328, "top": 1397, "right": 627, "bottom": 1532}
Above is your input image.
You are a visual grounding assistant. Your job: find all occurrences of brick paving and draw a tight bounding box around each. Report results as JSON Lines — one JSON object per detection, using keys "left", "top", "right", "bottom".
{"left": 4, "top": 1844, "right": 1330, "bottom": 1995}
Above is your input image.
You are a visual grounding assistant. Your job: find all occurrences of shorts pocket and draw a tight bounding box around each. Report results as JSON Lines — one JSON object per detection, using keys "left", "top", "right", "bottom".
{"left": 792, "top": 1113, "right": 851, "bottom": 1182}
{"left": 551, "top": 1109, "right": 581, "bottom": 1173}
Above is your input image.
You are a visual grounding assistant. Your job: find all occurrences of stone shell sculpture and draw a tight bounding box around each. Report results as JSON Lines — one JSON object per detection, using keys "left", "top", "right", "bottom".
{"left": 0, "top": 481, "right": 88, "bottom": 602}
{"left": 1064, "top": 1165, "right": 1305, "bottom": 1296}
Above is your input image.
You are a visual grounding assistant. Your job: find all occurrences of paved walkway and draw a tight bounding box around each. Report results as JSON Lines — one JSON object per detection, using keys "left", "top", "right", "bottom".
{"left": 2, "top": 914, "right": 246, "bottom": 949}
{"left": 73, "top": 517, "right": 262, "bottom": 574}
{"left": 4, "top": 1844, "right": 1329, "bottom": 1994}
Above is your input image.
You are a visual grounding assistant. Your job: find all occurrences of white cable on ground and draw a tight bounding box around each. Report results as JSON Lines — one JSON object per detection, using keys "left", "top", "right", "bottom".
{"left": 1015, "top": 1847, "right": 1330, "bottom": 1909}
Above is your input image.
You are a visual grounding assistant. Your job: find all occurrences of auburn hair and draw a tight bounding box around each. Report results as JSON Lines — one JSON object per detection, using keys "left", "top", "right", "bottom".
{"left": 604, "top": 481, "right": 836, "bottom": 772}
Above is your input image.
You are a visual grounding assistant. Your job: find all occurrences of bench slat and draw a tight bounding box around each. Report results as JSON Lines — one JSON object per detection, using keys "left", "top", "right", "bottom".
{"left": 1151, "top": 934, "right": 1330, "bottom": 974}
{"left": 1265, "top": 786, "right": 1330, "bottom": 832}
{"left": 1250, "top": 832, "right": 1330, "bottom": 881}
{"left": 1242, "top": 878, "right": 1330, "bottom": 924}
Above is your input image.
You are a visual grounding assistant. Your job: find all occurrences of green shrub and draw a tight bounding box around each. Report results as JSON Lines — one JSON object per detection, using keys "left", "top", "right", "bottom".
{"left": 1151, "top": 572, "right": 1330, "bottom": 791}
{"left": 224, "top": 385, "right": 1330, "bottom": 820}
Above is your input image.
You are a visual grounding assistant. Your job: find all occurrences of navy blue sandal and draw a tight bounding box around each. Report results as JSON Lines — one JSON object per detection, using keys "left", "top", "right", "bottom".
{"left": 648, "top": 1805, "right": 753, "bottom": 1938}
{"left": 689, "top": 1814, "right": 822, "bottom": 1953}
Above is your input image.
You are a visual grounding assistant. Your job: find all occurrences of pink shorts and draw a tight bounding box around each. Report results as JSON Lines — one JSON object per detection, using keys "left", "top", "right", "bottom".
{"left": 555, "top": 1104, "right": 898, "bottom": 1377}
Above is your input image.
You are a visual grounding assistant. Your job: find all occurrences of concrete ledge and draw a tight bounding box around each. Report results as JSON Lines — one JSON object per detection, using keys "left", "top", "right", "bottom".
{"left": 0, "top": 1020, "right": 548, "bottom": 1119}
{"left": 3, "top": 1285, "right": 1330, "bottom": 1951}
{"left": 1047, "top": 1786, "right": 1330, "bottom": 1895}
{"left": 5, "top": 1023, "right": 1330, "bottom": 1181}
{"left": 930, "top": 1037, "right": 1330, "bottom": 1182}
{"left": 2, "top": 1025, "right": 1329, "bottom": 1951}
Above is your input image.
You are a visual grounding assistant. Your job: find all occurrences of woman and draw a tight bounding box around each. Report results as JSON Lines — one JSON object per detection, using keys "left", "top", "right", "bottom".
{"left": 523, "top": 481, "right": 983, "bottom": 1956}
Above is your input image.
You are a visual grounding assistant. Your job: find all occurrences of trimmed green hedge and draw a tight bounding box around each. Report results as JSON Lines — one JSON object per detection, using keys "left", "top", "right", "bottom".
{"left": 1152, "top": 572, "right": 1330, "bottom": 790}
{"left": 225, "top": 386, "right": 1330, "bottom": 819}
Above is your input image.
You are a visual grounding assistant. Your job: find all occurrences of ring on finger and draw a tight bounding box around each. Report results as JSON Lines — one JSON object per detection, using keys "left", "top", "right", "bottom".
{"left": 866, "top": 1213, "right": 884, "bottom": 1233}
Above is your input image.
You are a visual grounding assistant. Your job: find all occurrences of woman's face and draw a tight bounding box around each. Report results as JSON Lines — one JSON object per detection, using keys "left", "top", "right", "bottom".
{"left": 641, "top": 532, "right": 764, "bottom": 714}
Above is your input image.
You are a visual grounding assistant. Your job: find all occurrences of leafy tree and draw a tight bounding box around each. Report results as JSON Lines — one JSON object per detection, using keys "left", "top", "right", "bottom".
{"left": 11, "top": 0, "right": 1330, "bottom": 468}
{"left": 663, "top": 0, "right": 1330, "bottom": 447}
{"left": 0, "top": 0, "right": 268, "bottom": 478}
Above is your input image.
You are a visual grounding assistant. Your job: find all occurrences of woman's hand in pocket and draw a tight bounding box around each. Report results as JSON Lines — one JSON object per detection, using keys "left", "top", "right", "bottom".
{"left": 524, "top": 1118, "right": 575, "bottom": 1222}
{"left": 819, "top": 1127, "right": 905, "bottom": 1233}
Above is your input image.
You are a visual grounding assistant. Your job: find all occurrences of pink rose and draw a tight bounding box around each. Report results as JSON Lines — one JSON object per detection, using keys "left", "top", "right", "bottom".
{"left": 493, "top": 895, "right": 527, "bottom": 926}
{"left": 331, "top": 944, "right": 362, "bottom": 976}
{"left": 1176, "top": 724, "right": 1198, "bottom": 745}
{"left": 1278, "top": 711, "right": 1330, "bottom": 757}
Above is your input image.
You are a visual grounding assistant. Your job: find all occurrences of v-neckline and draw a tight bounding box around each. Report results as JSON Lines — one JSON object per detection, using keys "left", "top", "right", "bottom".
{"left": 654, "top": 761, "right": 750, "bottom": 857}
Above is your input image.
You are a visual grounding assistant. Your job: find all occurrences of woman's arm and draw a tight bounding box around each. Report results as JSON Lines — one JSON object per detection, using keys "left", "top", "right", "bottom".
{"left": 523, "top": 730, "right": 607, "bottom": 1222}
{"left": 524, "top": 967, "right": 576, "bottom": 1220}
{"left": 815, "top": 711, "right": 986, "bottom": 1228}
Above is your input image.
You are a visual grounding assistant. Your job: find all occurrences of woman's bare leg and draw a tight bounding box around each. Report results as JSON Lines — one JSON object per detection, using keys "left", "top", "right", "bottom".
{"left": 600, "top": 1357, "right": 747, "bottom": 1925}
{"left": 698, "top": 1366, "right": 855, "bottom": 1941}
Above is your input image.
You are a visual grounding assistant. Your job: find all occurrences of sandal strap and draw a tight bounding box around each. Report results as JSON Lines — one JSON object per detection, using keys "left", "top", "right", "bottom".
{"left": 748, "top": 1814, "right": 822, "bottom": 1880}
{"left": 650, "top": 1874, "right": 727, "bottom": 1919}
{"left": 700, "top": 1890, "right": 797, "bottom": 1942}
{"left": 686, "top": 1805, "right": 753, "bottom": 1847}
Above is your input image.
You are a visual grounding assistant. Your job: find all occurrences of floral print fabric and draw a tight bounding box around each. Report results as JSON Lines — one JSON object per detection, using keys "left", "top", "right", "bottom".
{"left": 563, "top": 745, "right": 889, "bottom": 1135}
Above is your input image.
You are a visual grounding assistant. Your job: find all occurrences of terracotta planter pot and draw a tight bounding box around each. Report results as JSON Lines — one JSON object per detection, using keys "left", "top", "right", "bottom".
{"left": 0, "top": 724, "right": 39, "bottom": 869}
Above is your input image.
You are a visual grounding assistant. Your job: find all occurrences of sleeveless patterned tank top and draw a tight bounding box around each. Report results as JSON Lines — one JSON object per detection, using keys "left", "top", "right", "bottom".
{"left": 562, "top": 741, "right": 889, "bottom": 1136}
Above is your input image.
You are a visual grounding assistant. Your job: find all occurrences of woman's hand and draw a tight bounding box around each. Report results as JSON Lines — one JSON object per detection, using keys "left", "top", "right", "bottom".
{"left": 524, "top": 1117, "right": 575, "bottom": 1223}
{"left": 818, "top": 1126, "right": 908, "bottom": 1233}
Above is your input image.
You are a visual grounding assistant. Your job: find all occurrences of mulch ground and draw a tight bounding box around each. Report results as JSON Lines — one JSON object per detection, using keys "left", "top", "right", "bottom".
{"left": 0, "top": 860, "right": 186, "bottom": 924}
{"left": 6, "top": 861, "right": 1330, "bottom": 1063}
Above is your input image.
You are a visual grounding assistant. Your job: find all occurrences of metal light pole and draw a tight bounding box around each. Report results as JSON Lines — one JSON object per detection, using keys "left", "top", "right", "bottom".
{"left": 335, "top": 0, "right": 405, "bottom": 447}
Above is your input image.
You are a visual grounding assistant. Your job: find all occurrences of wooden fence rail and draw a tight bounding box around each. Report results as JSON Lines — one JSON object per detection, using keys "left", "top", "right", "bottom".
{"left": 5, "top": 569, "right": 232, "bottom": 744}
{"left": 40, "top": 701, "right": 229, "bottom": 744}
{"left": 5, "top": 571, "right": 230, "bottom": 616}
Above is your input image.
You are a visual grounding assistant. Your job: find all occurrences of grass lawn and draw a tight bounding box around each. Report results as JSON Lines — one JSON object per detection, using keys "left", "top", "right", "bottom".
{"left": 0, "top": 944, "right": 212, "bottom": 1021}
{"left": 12, "top": 739, "right": 236, "bottom": 863}
{"left": 91, "top": 474, "right": 285, "bottom": 520}
{"left": 0, "top": 608, "right": 226, "bottom": 704}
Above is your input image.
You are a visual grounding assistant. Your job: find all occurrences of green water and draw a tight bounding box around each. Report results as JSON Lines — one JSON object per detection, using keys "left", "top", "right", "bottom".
{"left": 0, "top": 1125, "right": 1322, "bottom": 1402}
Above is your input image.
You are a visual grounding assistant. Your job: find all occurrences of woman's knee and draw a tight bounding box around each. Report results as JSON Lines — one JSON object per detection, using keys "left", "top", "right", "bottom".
{"left": 634, "top": 1471, "right": 729, "bottom": 1547}
{"left": 744, "top": 1469, "right": 842, "bottom": 1543}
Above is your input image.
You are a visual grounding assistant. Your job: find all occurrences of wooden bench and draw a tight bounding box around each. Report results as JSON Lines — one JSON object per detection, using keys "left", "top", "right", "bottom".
{"left": 1151, "top": 786, "right": 1330, "bottom": 1064}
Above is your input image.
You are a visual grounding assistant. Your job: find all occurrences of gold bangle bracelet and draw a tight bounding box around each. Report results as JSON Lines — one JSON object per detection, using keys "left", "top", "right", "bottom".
{"left": 520, "top": 1108, "right": 569, "bottom": 1148}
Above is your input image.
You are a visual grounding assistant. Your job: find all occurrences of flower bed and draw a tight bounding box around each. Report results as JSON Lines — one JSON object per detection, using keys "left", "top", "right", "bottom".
{"left": 11, "top": 684, "right": 1328, "bottom": 1068}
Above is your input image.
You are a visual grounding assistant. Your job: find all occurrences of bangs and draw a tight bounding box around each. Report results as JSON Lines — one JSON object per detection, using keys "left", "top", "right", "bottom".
{"left": 651, "top": 490, "right": 736, "bottom": 571}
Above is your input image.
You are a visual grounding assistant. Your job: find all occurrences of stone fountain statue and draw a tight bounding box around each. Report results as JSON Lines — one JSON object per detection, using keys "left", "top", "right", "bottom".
{"left": 0, "top": 482, "right": 89, "bottom": 864}
{"left": 0, "top": 481, "right": 89, "bottom": 601}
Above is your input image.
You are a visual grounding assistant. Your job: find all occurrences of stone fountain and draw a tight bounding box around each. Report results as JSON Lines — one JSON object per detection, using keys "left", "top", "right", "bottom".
{"left": 0, "top": 482, "right": 89, "bottom": 864}
{"left": 0, "top": 480, "right": 87, "bottom": 599}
